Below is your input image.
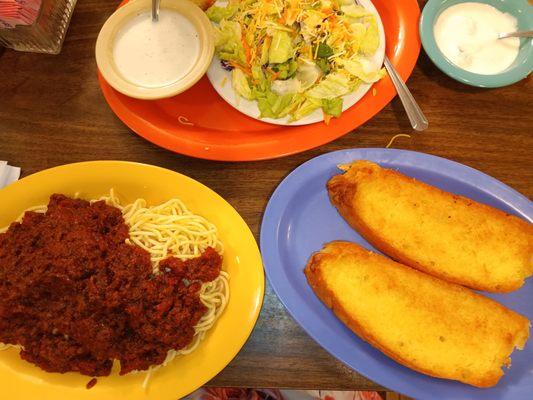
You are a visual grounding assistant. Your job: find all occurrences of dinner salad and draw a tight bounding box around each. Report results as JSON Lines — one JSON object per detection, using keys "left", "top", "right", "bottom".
{"left": 206, "top": 0, "right": 385, "bottom": 123}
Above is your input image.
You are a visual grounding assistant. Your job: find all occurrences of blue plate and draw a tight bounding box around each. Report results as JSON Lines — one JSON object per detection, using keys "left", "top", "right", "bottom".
{"left": 260, "top": 149, "right": 533, "bottom": 400}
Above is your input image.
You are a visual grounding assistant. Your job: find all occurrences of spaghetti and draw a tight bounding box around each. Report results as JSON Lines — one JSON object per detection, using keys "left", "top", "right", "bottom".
{"left": 0, "top": 191, "right": 229, "bottom": 386}
{"left": 100, "top": 190, "right": 229, "bottom": 386}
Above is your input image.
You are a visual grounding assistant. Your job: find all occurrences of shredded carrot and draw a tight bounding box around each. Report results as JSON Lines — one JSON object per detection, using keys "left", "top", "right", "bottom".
{"left": 242, "top": 37, "right": 252, "bottom": 64}
{"left": 229, "top": 61, "right": 252, "bottom": 76}
{"left": 266, "top": 67, "right": 280, "bottom": 81}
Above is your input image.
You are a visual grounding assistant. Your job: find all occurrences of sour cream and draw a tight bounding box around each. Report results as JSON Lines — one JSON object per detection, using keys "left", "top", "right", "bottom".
{"left": 433, "top": 3, "right": 519, "bottom": 75}
{"left": 113, "top": 9, "right": 200, "bottom": 88}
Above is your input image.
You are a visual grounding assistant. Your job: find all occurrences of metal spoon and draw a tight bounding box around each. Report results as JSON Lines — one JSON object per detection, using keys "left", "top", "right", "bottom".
{"left": 152, "top": 0, "right": 160, "bottom": 22}
{"left": 498, "top": 30, "right": 533, "bottom": 39}
{"left": 354, "top": 0, "right": 428, "bottom": 131}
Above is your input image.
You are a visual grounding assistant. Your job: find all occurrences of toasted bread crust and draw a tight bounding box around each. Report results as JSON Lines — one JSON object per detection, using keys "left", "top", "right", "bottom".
{"left": 327, "top": 161, "right": 533, "bottom": 293}
{"left": 304, "top": 241, "right": 530, "bottom": 388}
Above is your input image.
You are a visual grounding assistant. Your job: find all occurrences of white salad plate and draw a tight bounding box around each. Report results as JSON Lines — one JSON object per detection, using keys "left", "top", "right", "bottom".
{"left": 206, "top": 0, "right": 386, "bottom": 126}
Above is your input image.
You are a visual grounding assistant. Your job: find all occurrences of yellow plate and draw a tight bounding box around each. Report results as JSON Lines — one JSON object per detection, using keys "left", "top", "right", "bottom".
{"left": 0, "top": 161, "right": 264, "bottom": 400}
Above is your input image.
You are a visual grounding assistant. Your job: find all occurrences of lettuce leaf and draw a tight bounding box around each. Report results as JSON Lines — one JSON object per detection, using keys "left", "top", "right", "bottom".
{"left": 269, "top": 31, "right": 293, "bottom": 64}
{"left": 305, "top": 73, "right": 351, "bottom": 99}
{"left": 289, "top": 97, "right": 321, "bottom": 121}
{"left": 338, "top": 58, "right": 385, "bottom": 83}
{"left": 360, "top": 16, "right": 379, "bottom": 55}
{"left": 259, "top": 37, "right": 271, "bottom": 65}
{"left": 257, "top": 90, "right": 299, "bottom": 118}
{"left": 206, "top": 4, "right": 238, "bottom": 23}
{"left": 232, "top": 69, "right": 253, "bottom": 100}
{"left": 272, "top": 59, "right": 298, "bottom": 79}
{"left": 271, "top": 79, "right": 302, "bottom": 96}
{"left": 296, "top": 59, "right": 322, "bottom": 90}
{"left": 322, "top": 98, "right": 343, "bottom": 117}
{"left": 341, "top": 4, "right": 373, "bottom": 19}
{"left": 214, "top": 20, "right": 246, "bottom": 64}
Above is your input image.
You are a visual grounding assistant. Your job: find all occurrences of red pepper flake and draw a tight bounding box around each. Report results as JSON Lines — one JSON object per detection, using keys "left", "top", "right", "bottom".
{"left": 86, "top": 378, "right": 97, "bottom": 389}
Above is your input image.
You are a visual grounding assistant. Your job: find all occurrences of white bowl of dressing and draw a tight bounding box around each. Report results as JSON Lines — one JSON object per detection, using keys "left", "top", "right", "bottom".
{"left": 96, "top": 0, "right": 214, "bottom": 100}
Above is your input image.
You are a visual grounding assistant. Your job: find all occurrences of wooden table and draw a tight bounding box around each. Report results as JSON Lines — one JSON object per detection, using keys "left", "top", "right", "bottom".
{"left": 0, "top": 0, "right": 531, "bottom": 393}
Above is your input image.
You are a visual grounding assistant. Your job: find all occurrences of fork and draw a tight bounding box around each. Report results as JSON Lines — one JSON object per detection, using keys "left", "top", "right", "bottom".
{"left": 354, "top": 0, "right": 428, "bottom": 131}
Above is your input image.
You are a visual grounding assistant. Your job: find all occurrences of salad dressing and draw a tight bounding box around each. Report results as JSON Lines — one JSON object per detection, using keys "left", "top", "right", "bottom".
{"left": 433, "top": 3, "right": 519, "bottom": 75}
{"left": 113, "top": 9, "right": 200, "bottom": 88}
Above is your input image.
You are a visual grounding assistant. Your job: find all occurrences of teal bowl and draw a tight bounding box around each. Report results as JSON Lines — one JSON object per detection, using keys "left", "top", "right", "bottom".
{"left": 420, "top": 0, "right": 533, "bottom": 88}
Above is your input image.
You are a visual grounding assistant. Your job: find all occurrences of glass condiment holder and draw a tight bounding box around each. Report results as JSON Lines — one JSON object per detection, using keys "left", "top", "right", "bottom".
{"left": 0, "top": 0, "right": 77, "bottom": 54}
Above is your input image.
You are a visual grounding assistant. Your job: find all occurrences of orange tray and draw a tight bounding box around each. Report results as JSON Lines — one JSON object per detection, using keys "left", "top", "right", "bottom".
{"left": 98, "top": 0, "right": 421, "bottom": 161}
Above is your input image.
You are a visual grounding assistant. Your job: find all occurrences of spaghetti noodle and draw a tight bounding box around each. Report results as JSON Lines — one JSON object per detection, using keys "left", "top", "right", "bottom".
{"left": 385, "top": 134, "right": 412, "bottom": 149}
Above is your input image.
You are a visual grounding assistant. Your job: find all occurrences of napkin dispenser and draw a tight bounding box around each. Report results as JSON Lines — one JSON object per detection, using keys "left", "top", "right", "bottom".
{"left": 0, "top": 0, "right": 77, "bottom": 54}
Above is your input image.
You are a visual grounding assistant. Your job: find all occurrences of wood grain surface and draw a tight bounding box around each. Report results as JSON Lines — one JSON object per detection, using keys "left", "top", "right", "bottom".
{"left": 0, "top": 0, "right": 531, "bottom": 392}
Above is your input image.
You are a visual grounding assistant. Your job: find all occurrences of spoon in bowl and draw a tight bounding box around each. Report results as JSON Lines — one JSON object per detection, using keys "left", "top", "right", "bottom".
{"left": 152, "top": 0, "right": 160, "bottom": 22}
{"left": 498, "top": 30, "right": 533, "bottom": 39}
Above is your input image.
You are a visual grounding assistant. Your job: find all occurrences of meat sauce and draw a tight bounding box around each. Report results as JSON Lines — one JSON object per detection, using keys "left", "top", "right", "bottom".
{"left": 0, "top": 194, "right": 222, "bottom": 377}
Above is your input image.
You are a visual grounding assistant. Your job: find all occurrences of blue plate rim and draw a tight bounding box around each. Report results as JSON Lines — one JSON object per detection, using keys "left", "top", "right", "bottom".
{"left": 260, "top": 148, "right": 532, "bottom": 399}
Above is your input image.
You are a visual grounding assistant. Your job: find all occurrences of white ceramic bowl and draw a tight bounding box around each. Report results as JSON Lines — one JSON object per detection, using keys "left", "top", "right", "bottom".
{"left": 96, "top": 0, "right": 214, "bottom": 100}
